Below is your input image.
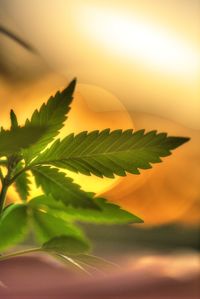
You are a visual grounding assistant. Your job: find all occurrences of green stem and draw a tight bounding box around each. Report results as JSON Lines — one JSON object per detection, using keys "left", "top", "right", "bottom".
{"left": 0, "top": 183, "right": 9, "bottom": 214}
{"left": 0, "top": 169, "right": 4, "bottom": 183}
{"left": 9, "top": 166, "right": 31, "bottom": 185}
{"left": 0, "top": 248, "right": 40, "bottom": 261}
{"left": 0, "top": 170, "right": 12, "bottom": 215}
{"left": 0, "top": 159, "right": 16, "bottom": 215}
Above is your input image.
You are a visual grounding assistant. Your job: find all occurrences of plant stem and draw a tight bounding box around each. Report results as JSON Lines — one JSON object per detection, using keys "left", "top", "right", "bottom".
{"left": 9, "top": 166, "right": 31, "bottom": 185}
{"left": 0, "top": 157, "right": 19, "bottom": 215}
{"left": 0, "top": 169, "right": 11, "bottom": 215}
{"left": 0, "top": 183, "right": 9, "bottom": 214}
{"left": 0, "top": 248, "right": 40, "bottom": 261}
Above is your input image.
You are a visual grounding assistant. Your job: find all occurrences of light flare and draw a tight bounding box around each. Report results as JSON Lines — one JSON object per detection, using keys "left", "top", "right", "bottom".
{"left": 79, "top": 4, "right": 199, "bottom": 77}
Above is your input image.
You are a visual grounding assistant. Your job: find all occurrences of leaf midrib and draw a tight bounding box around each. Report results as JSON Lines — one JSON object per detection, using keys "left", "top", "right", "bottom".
{"left": 32, "top": 145, "right": 167, "bottom": 167}
{"left": 33, "top": 167, "right": 89, "bottom": 201}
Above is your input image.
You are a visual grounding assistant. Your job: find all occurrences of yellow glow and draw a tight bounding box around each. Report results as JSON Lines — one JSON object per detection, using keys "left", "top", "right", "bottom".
{"left": 80, "top": 5, "right": 199, "bottom": 77}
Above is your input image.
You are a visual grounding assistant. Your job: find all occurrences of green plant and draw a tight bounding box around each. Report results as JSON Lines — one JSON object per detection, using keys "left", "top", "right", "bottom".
{"left": 0, "top": 79, "right": 189, "bottom": 272}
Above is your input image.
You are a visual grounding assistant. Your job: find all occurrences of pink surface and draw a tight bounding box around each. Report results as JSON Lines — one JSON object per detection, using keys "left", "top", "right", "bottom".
{"left": 0, "top": 253, "right": 199, "bottom": 299}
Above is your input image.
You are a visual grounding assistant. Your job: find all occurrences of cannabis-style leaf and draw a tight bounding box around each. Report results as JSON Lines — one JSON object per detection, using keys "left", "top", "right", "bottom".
{"left": 42, "top": 235, "right": 90, "bottom": 256}
{"left": 0, "top": 78, "right": 190, "bottom": 270}
{"left": 0, "top": 126, "right": 48, "bottom": 157}
{"left": 31, "top": 207, "right": 86, "bottom": 243}
{"left": 23, "top": 79, "right": 76, "bottom": 163}
{"left": 31, "top": 166, "right": 99, "bottom": 210}
{"left": 14, "top": 162, "right": 31, "bottom": 201}
{"left": 32, "top": 129, "right": 189, "bottom": 177}
{"left": 0, "top": 204, "right": 28, "bottom": 251}
{"left": 29, "top": 195, "right": 143, "bottom": 224}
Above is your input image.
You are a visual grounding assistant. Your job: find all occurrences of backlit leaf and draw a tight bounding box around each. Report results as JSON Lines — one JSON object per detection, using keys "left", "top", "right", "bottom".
{"left": 23, "top": 79, "right": 76, "bottom": 163}
{"left": 14, "top": 162, "right": 31, "bottom": 201}
{"left": 31, "top": 166, "right": 100, "bottom": 210}
{"left": 10, "top": 109, "right": 18, "bottom": 129}
{"left": 42, "top": 235, "right": 90, "bottom": 256}
{"left": 0, "top": 204, "right": 28, "bottom": 251}
{"left": 0, "top": 126, "right": 48, "bottom": 157}
{"left": 29, "top": 195, "right": 143, "bottom": 224}
{"left": 32, "top": 129, "right": 189, "bottom": 178}
{"left": 31, "top": 207, "right": 86, "bottom": 244}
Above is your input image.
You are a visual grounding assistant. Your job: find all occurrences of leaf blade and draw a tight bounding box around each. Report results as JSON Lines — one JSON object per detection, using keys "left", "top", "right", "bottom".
{"left": 42, "top": 235, "right": 90, "bottom": 256}
{"left": 10, "top": 109, "right": 18, "bottom": 129}
{"left": 23, "top": 79, "right": 76, "bottom": 163}
{"left": 0, "top": 126, "right": 48, "bottom": 157}
{"left": 29, "top": 195, "right": 143, "bottom": 224}
{"left": 31, "top": 207, "right": 86, "bottom": 244}
{"left": 31, "top": 166, "right": 99, "bottom": 210}
{"left": 0, "top": 204, "right": 28, "bottom": 251}
{"left": 14, "top": 162, "right": 31, "bottom": 201}
{"left": 32, "top": 129, "right": 189, "bottom": 178}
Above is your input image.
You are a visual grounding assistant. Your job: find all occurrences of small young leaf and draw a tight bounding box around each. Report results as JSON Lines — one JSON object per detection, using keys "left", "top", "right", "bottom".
{"left": 42, "top": 235, "right": 90, "bottom": 256}
{"left": 14, "top": 162, "right": 31, "bottom": 201}
{"left": 23, "top": 79, "right": 76, "bottom": 163}
{"left": 31, "top": 166, "right": 100, "bottom": 210}
{"left": 0, "top": 126, "right": 48, "bottom": 157}
{"left": 32, "top": 129, "right": 189, "bottom": 178}
{"left": 0, "top": 204, "right": 28, "bottom": 251}
{"left": 29, "top": 195, "right": 143, "bottom": 224}
{"left": 10, "top": 109, "right": 18, "bottom": 129}
{"left": 31, "top": 207, "right": 86, "bottom": 244}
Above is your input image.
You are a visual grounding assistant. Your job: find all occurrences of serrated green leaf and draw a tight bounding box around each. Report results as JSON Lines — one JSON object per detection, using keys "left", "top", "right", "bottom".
{"left": 10, "top": 109, "right": 18, "bottom": 129}
{"left": 14, "top": 162, "right": 31, "bottom": 201}
{"left": 23, "top": 79, "right": 76, "bottom": 163}
{"left": 29, "top": 195, "right": 143, "bottom": 224}
{"left": 31, "top": 207, "right": 86, "bottom": 244}
{"left": 31, "top": 166, "right": 99, "bottom": 210}
{"left": 42, "top": 235, "right": 90, "bottom": 256}
{"left": 0, "top": 204, "right": 28, "bottom": 251}
{"left": 32, "top": 129, "right": 189, "bottom": 178}
{"left": 0, "top": 126, "right": 48, "bottom": 157}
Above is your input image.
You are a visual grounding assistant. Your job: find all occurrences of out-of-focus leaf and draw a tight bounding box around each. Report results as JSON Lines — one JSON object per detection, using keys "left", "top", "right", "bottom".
{"left": 0, "top": 204, "right": 28, "bottom": 251}
{"left": 31, "top": 207, "right": 86, "bottom": 244}
{"left": 29, "top": 195, "right": 143, "bottom": 224}
{"left": 10, "top": 109, "right": 18, "bottom": 129}
{"left": 42, "top": 235, "right": 90, "bottom": 256}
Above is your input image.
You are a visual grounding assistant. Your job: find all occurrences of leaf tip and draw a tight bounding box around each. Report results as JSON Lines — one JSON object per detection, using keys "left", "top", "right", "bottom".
{"left": 63, "top": 78, "right": 77, "bottom": 99}
{"left": 167, "top": 136, "right": 190, "bottom": 150}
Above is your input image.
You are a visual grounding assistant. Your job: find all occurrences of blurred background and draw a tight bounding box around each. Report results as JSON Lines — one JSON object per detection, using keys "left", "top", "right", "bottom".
{"left": 0, "top": 0, "right": 200, "bottom": 298}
